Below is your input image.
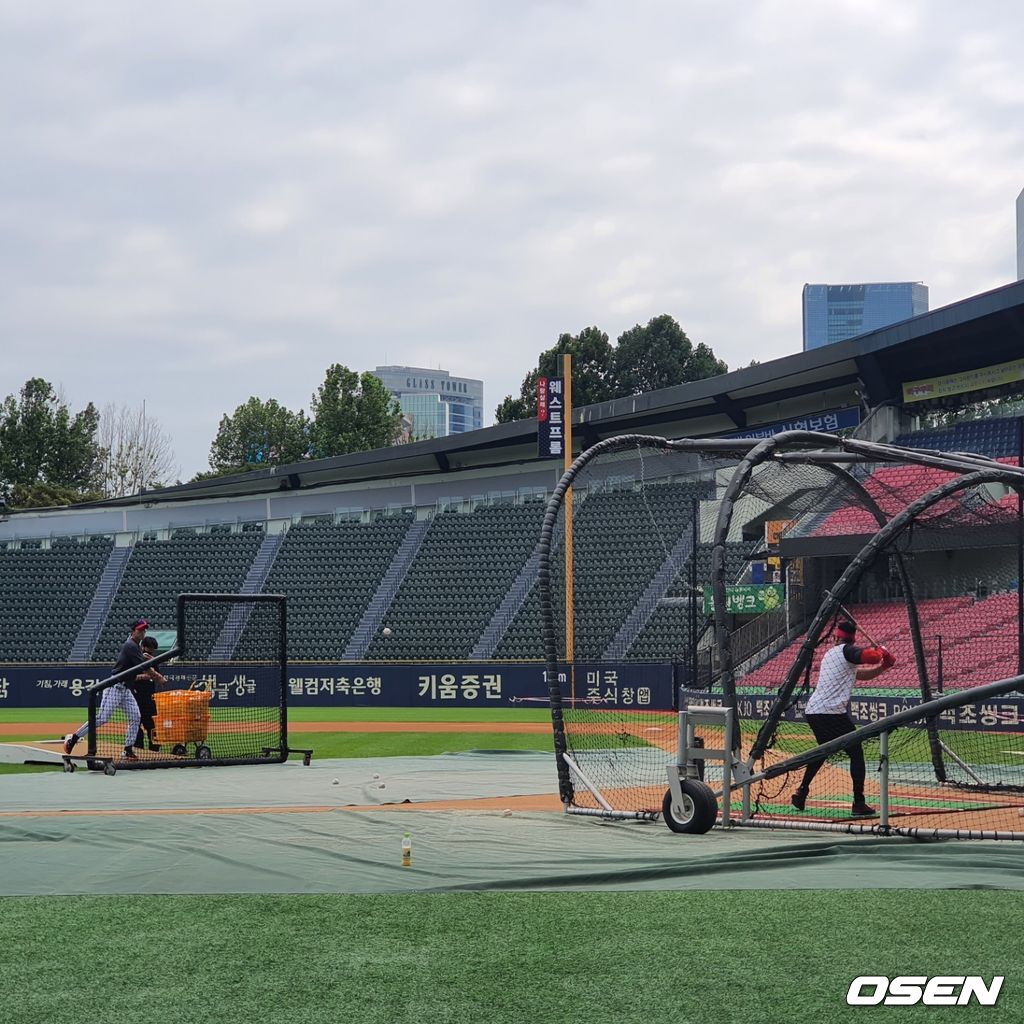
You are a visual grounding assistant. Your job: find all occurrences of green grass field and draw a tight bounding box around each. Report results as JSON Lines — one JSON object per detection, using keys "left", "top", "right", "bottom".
{"left": 0, "top": 707, "right": 558, "bottom": 772}
{"left": 4, "top": 706, "right": 1019, "bottom": 770}
{"left": 1, "top": 891, "right": 1020, "bottom": 1024}
{"left": 288, "top": 731, "right": 555, "bottom": 759}
{"left": 3, "top": 707, "right": 1022, "bottom": 1021}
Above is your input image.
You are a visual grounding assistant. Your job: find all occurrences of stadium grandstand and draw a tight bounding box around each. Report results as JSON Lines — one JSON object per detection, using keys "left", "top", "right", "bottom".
{"left": 2, "top": 277, "right": 1024, "bottom": 716}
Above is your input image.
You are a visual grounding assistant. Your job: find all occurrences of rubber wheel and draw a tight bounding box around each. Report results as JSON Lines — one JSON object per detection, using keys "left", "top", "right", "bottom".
{"left": 662, "top": 779, "right": 718, "bottom": 834}
{"left": 172, "top": 743, "right": 187, "bottom": 756}
{"left": 196, "top": 744, "right": 212, "bottom": 761}
{"left": 103, "top": 763, "right": 117, "bottom": 777}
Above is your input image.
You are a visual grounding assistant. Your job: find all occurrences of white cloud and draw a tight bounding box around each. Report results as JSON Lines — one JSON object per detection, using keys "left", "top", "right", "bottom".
{"left": 1, "top": 1, "right": 1022, "bottom": 478}
{"left": 230, "top": 193, "right": 305, "bottom": 235}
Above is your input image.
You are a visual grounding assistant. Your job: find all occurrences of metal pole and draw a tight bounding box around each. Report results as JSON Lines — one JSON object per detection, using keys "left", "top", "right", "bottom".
{"left": 879, "top": 730, "right": 889, "bottom": 832}
{"left": 279, "top": 596, "right": 288, "bottom": 754}
{"left": 562, "top": 752, "right": 613, "bottom": 811}
{"left": 563, "top": 353, "right": 575, "bottom": 703}
{"left": 784, "top": 561, "right": 791, "bottom": 638}
{"left": 87, "top": 689, "right": 97, "bottom": 757}
{"left": 721, "top": 707, "right": 733, "bottom": 826}
{"left": 690, "top": 496, "right": 698, "bottom": 691}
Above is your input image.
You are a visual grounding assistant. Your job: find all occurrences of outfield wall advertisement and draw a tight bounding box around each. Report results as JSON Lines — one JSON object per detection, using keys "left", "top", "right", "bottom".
{"left": 2, "top": 664, "right": 1022, "bottom": 732}
{"left": 679, "top": 689, "right": 1024, "bottom": 734}
{"left": 0, "top": 662, "right": 675, "bottom": 710}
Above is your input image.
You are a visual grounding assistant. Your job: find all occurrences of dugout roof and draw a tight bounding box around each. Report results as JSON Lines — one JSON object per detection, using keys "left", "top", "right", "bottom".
{"left": 31, "top": 278, "right": 1024, "bottom": 510}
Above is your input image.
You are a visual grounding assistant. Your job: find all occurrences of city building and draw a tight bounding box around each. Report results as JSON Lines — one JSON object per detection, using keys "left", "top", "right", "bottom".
{"left": 802, "top": 282, "right": 929, "bottom": 350}
{"left": 370, "top": 365, "right": 484, "bottom": 439}
{"left": 1016, "top": 186, "right": 1023, "bottom": 281}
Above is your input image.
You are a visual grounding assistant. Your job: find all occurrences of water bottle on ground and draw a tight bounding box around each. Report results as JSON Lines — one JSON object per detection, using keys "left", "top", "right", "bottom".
{"left": 401, "top": 832, "right": 412, "bottom": 868}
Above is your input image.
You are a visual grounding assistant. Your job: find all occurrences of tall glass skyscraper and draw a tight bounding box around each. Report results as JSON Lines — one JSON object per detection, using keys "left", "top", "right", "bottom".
{"left": 1016, "top": 186, "right": 1023, "bottom": 281}
{"left": 370, "top": 365, "right": 484, "bottom": 439}
{"left": 802, "top": 282, "right": 929, "bottom": 350}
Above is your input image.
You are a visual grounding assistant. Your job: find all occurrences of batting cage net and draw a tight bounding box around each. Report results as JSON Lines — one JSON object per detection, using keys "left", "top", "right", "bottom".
{"left": 733, "top": 673, "right": 1024, "bottom": 840}
{"left": 540, "top": 430, "right": 1024, "bottom": 838}
{"left": 83, "top": 593, "right": 297, "bottom": 771}
{"left": 537, "top": 435, "right": 750, "bottom": 818}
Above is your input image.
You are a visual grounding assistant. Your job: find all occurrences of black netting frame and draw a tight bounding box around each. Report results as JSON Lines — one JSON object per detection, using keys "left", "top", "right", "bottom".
{"left": 746, "top": 468, "right": 1024, "bottom": 774}
{"left": 83, "top": 593, "right": 302, "bottom": 771}
{"left": 709, "top": 431, "right": 1024, "bottom": 746}
{"left": 539, "top": 434, "right": 755, "bottom": 806}
{"left": 739, "top": 671, "right": 1024, "bottom": 840}
{"left": 541, "top": 430, "right": 1024, "bottom": 811}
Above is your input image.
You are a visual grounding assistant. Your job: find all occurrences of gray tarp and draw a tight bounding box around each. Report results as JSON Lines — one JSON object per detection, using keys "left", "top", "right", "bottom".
{"left": 1, "top": 752, "right": 1022, "bottom": 896}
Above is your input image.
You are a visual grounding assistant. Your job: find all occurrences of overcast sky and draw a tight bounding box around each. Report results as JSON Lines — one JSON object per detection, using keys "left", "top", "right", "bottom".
{"left": 2, "top": 1, "right": 1022, "bottom": 481}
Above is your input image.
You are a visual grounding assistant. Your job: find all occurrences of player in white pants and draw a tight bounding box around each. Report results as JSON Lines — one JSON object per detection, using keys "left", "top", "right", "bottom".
{"left": 67, "top": 682, "right": 142, "bottom": 756}
{"left": 65, "top": 618, "right": 149, "bottom": 761}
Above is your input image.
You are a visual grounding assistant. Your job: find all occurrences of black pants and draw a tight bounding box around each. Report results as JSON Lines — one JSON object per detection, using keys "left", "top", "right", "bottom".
{"left": 798, "top": 713, "right": 866, "bottom": 801}
{"left": 131, "top": 690, "right": 157, "bottom": 746}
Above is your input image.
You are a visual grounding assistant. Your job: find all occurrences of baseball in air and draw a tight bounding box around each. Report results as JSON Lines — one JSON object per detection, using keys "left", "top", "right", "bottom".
{"left": 332, "top": 778, "right": 340, "bottom": 785}
{"left": 502, "top": 809, "right": 513, "bottom": 817}
{"left": 382, "top": 627, "right": 393, "bottom": 636}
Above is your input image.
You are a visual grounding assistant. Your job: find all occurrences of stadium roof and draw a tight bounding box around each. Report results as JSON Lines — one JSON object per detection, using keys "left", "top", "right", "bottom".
{"left": 59, "top": 277, "right": 1024, "bottom": 509}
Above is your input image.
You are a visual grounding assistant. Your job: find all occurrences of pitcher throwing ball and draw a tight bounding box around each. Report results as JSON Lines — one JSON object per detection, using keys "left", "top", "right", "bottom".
{"left": 791, "top": 618, "right": 895, "bottom": 817}
{"left": 64, "top": 618, "right": 150, "bottom": 762}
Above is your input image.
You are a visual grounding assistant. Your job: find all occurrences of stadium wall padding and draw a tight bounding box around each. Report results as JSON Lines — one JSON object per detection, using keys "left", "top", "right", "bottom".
{"left": 0, "top": 661, "right": 675, "bottom": 709}
{"left": 5, "top": 663, "right": 1022, "bottom": 732}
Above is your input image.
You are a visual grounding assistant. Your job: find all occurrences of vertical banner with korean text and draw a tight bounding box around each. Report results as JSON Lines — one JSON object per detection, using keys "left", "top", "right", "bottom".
{"left": 537, "top": 376, "right": 565, "bottom": 459}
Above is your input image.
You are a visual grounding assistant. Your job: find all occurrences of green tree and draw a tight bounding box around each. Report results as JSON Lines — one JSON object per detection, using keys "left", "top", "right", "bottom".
{"left": 496, "top": 318, "right": 728, "bottom": 423}
{"left": 494, "top": 394, "right": 532, "bottom": 423}
{"left": 610, "top": 314, "right": 728, "bottom": 396}
{"left": 495, "top": 326, "right": 614, "bottom": 422}
{"left": 207, "top": 397, "right": 309, "bottom": 475}
{"left": 309, "top": 364, "right": 403, "bottom": 458}
{"left": 48, "top": 400, "right": 103, "bottom": 494}
{"left": 8, "top": 481, "right": 95, "bottom": 508}
{"left": 0, "top": 378, "right": 103, "bottom": 508}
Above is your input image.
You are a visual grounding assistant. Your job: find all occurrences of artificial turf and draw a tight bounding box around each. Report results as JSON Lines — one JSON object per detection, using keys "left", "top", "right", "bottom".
{"left": 288, "top": 730, "right": 555, "bottom": 759}
{"left": 1, "top": 891, "right": 1020, "bottom": 1024}
{"left": 0, "top": 706, "right": 559, "bottom": 768}
{"left": 0, "top": 763, "right": 62, "bottom": 775}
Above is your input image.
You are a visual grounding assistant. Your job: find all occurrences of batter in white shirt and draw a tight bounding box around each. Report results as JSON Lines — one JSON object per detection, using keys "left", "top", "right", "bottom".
{"left": 791, "top": 619, "right": 894, "bottom": 816}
